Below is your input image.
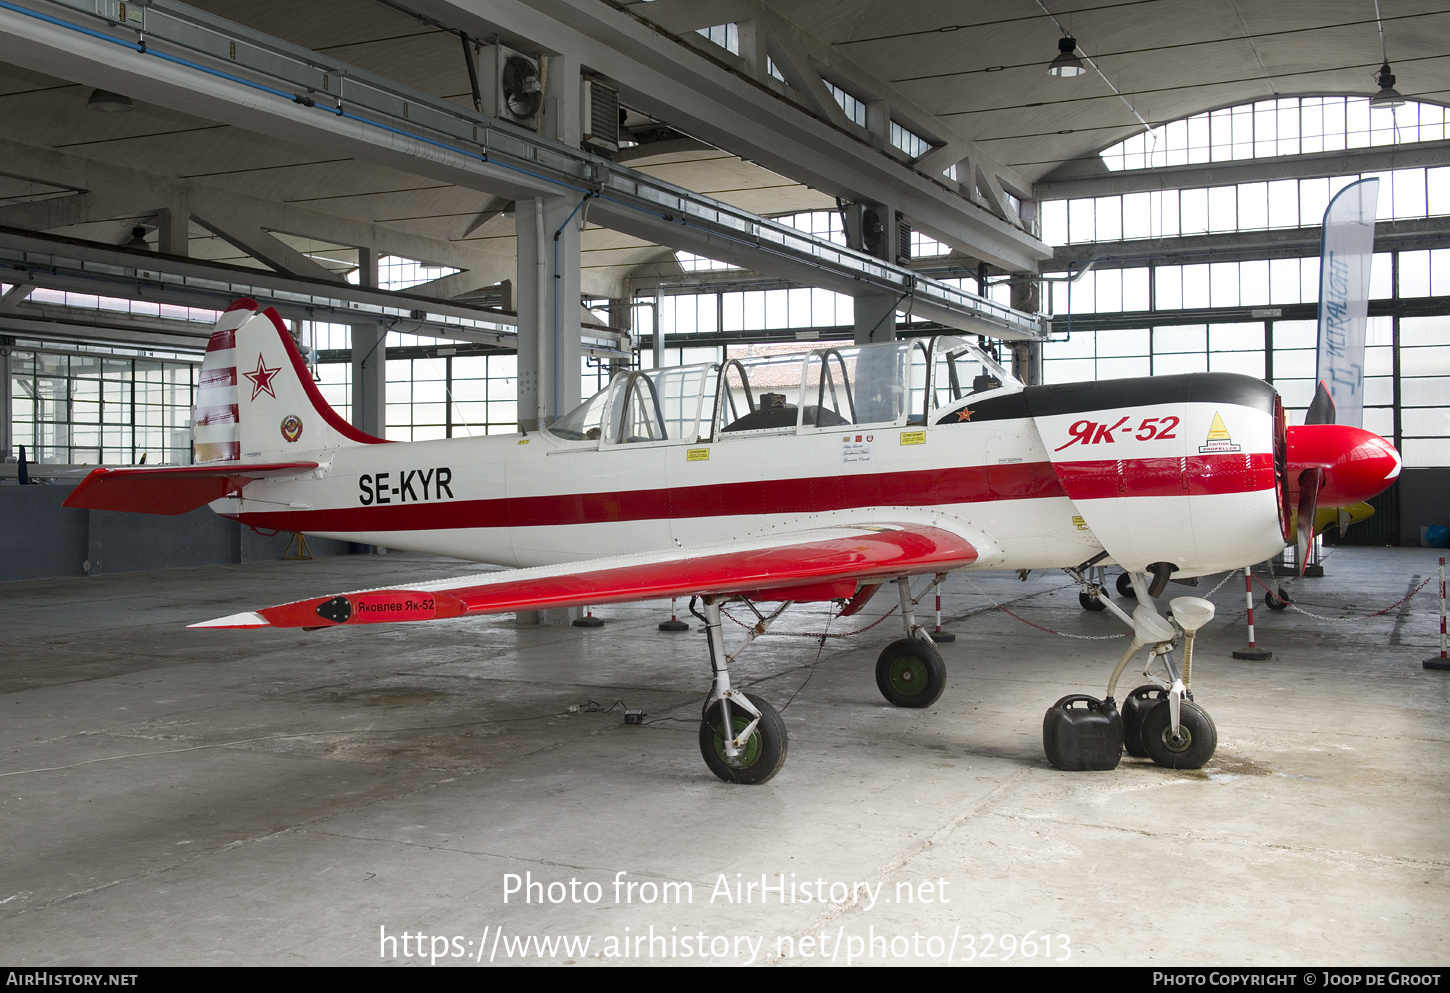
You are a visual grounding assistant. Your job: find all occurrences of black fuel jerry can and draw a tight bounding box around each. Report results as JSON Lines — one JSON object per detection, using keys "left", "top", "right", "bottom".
{"left": 1121, "top": 684, "right": 1170, "bottom": 758}
{"left": 1042, "top": 694, "right": 1124, "bottom": 771}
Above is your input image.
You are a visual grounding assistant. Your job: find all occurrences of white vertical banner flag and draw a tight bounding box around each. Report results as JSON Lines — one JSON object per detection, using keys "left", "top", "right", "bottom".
{"left": 1313, "top": 178, "right": 1380, "bottom": 428}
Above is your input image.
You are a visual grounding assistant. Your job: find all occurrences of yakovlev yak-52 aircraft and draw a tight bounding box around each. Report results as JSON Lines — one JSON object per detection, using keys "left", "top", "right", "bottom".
{"left": 65, "top": 300, "right": 1401, "bottom": 783}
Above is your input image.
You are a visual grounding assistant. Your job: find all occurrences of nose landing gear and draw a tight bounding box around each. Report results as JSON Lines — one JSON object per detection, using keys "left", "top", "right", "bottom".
{"left": 1044, "top": 571, "right": 1220, "bottom": 772}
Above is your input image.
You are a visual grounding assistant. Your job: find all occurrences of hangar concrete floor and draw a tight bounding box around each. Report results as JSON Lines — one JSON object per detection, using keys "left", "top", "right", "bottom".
{"left": 1, "top": 547, "right": 1447, "bottom": 967}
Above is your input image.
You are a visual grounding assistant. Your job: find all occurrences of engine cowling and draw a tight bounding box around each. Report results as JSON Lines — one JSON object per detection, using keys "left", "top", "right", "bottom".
{"left": 1028, "top": 374, "right": 1292, "bottom": 578}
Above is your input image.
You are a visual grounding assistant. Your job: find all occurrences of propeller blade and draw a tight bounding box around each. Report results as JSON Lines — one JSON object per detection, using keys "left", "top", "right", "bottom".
{"left": 1305, "top": 381, "right": 1336, "bottom": 425}
{"left": 1337, "top": 507, "right": 1354, "bottom": 534}
{"left": 1296, "top": 467, "right": 1325, "bottom": 576}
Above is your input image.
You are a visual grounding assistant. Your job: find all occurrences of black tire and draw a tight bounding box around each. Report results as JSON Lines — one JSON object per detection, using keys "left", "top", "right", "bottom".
{"left": 875, "top": 639, "right": 947, "bottom": 708}
{"left": 1121, "top": 684, "right": 1168, "bottom": 758}
{"left": 1116, "top": 572, "right": 1137, "bottom": 598}
{"left": 699, "top": 693, "right": 787, "bottom": 785}
{"left": 1265, "top": 590, "right": 1288, "bottom": 610}
{"left": 1140, "top": 699, "right": 1217, "bottom": 769}
{"left": 1080, "top": 590, "right": 1107, "bottom": 611}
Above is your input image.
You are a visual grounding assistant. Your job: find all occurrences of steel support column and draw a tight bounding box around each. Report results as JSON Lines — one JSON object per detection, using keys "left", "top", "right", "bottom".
{"left": 854, "top": 289, "right": 899, "bottom": 345}
{"left": 516, "top": 196, "right": 585, "bottom": 430}
{"left": 351, "top": 249, "right": 386, "bottom": 438}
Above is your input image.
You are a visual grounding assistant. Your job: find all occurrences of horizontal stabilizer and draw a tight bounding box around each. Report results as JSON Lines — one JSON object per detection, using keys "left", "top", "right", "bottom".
{"left": 190, "top": 521, "right": 980, "bottom": 629}
{"left": 63, "top": 462, "right": 320, "bottom": 516}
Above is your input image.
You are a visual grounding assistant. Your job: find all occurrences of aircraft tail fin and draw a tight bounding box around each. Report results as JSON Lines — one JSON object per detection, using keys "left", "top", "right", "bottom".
{"left": 195, "top": 299, "right": 387, "bottom": 463}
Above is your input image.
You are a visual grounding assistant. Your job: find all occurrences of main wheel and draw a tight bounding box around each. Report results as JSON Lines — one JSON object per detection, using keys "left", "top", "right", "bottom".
{"left": 699, "top": 693, "right": 787, "bottom": 785}
{"left": 1116, "top": 572, "right": 1137, "bottom": 598}
{"left": 1080, "top": 590, "right": 1107, "bottom": 611}
{"left": 1140, "top": 699, "right": 1217, "bottom": 769}
{"left": 1265, "top": 590, "right": 1289, "bottom": 610}
{"left": 875, "top": 639, "right": 947, "bottom": 708}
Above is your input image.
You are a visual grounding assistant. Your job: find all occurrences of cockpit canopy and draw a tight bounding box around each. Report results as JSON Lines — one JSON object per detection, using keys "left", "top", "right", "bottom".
{"left": 547, "top": 336, "right": 1018, "bottom": 446}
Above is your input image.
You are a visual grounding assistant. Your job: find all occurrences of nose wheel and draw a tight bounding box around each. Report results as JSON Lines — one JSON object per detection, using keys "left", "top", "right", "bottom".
{"left": 1139, "top": 699, "right": 1217, "bottom": 769}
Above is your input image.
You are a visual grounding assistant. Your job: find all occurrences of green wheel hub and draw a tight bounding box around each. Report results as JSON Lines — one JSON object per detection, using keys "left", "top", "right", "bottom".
{"left": 886, "top": 655, "right": 929, "bottom": 697}
{"left": 710, "top": 709, "right": 763, "bottom": 767}
{"left": 698, "top": 693, "right": 788, "bottom": 784}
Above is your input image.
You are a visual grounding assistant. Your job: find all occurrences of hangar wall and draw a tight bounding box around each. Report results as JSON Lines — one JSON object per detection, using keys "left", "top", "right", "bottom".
{"left": 0, "top": 482, "right": 351, "bottom": 583}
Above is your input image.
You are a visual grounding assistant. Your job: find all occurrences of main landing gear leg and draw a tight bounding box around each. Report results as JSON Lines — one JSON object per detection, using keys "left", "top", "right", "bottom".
{"left": 693, "top": 596, "right": 787, "bottom": 785}
{"left": 875, "top": 576, "right": 948, "bottom": 708}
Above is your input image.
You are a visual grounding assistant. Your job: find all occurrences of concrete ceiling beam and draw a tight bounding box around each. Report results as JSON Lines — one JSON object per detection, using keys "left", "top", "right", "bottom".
{"left": 0, "top": 136, "right": 517, "bottom": 299}
{"left": 417, "top": 0, "right": 1047, "bottom": 270}
{"left": 190, "top": 210, "right": 349, "bottom": 283}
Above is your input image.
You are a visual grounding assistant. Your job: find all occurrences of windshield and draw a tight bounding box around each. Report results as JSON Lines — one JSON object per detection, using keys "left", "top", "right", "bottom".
{"left": 547, "top": 388, "right": 609, "bottom": 441}
{"left": 927, "top": 337, "right": 1019, "bottom": 411}
{"left": 547, "top": 362, "right": 719, "bottom": 444}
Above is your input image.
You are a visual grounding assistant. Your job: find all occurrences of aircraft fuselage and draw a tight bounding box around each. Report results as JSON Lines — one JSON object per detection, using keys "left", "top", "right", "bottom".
{"left": 217, "top": 374, "right": 1303, "bottom": 581}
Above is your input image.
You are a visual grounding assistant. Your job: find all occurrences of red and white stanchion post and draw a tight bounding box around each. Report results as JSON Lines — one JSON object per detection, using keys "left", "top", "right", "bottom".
{"left": 1233, "top": 566, "right": 1272, "bottom": 660}
{"left": 931, "top": 590, "right": 955, "bottom": 643}
{"left": 659, "top": 597, "right": 689, "bottom": 632}
{"left": 1425, "top": 557, "right": 1448, "bottom": 671}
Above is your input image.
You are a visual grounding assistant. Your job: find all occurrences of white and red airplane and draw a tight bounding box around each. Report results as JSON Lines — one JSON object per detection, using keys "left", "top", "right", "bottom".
{"left": 64, "top": 300, "right": 1402, "bottom": 783}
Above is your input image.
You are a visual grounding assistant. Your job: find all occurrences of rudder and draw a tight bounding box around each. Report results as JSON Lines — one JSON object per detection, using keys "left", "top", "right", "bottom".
{"left": 194, "top": 299, "right": 386, "bottom": 462}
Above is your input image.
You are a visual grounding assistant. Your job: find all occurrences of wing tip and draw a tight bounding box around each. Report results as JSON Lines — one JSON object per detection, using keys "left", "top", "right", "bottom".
{"left": 189, "top": 611, "right": 271, "bottom": 629}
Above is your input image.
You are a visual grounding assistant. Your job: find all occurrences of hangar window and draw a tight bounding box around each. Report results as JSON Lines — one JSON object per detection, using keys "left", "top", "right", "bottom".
{"left": 890, "top": 122, "right": 933, "bottom": 160}
{"left": 1042, "top": 167, "right": 1450, "bottom": 245}
{"left": 24, "top": 286, "right": 219, "bottom": 325}
{"left": 1099, "top": 97, "right": 1448, "bottom": 171}
{"left": 774, "top": 210, "right": 847, "bottom": 246}
{"left": 675, "top": 251, "right": 739, "bottom": 272}
{"left": 9, "top": 347, "right": 195, "bottom": 465}
{"left": 911, "top": 231, "right": 950, "bottom": 258}
{"left": 343, "top": 255, "right": 460, "bottom": 292}
{"left": 696, "top": 24, "right": 739, "bottom": 55}
{"left": 823, "top": 79, "right": 867, "bottom": 128}
{"left": 1040, "top": 96, "right": 1450, "bottom": 468}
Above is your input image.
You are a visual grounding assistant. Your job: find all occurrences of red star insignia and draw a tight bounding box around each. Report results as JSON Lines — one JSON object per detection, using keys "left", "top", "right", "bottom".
{"left": 243, "top": 355, "right": 281, "bottom": 401}
{"left": 956, "top": 408, "right": 974, "bottom": 421}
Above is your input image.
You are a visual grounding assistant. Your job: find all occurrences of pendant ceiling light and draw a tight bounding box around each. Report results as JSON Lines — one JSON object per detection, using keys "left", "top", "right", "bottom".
{"left": 1369, "top": 0, "right": 1405, "bottom": 111}
{"left": 1048, "top": 36, "right": 1085, "bottom": 77}
{"left": 1371, "top": 62, "right": 1405, "bottom": 109}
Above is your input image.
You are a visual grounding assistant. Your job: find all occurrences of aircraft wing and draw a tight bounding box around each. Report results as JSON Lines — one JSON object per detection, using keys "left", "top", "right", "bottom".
{"left": 63, "top": 462, "right": 320, "bottom": 516}
{"left": 191, "top": 521, "right": 980, "bottom": 630}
